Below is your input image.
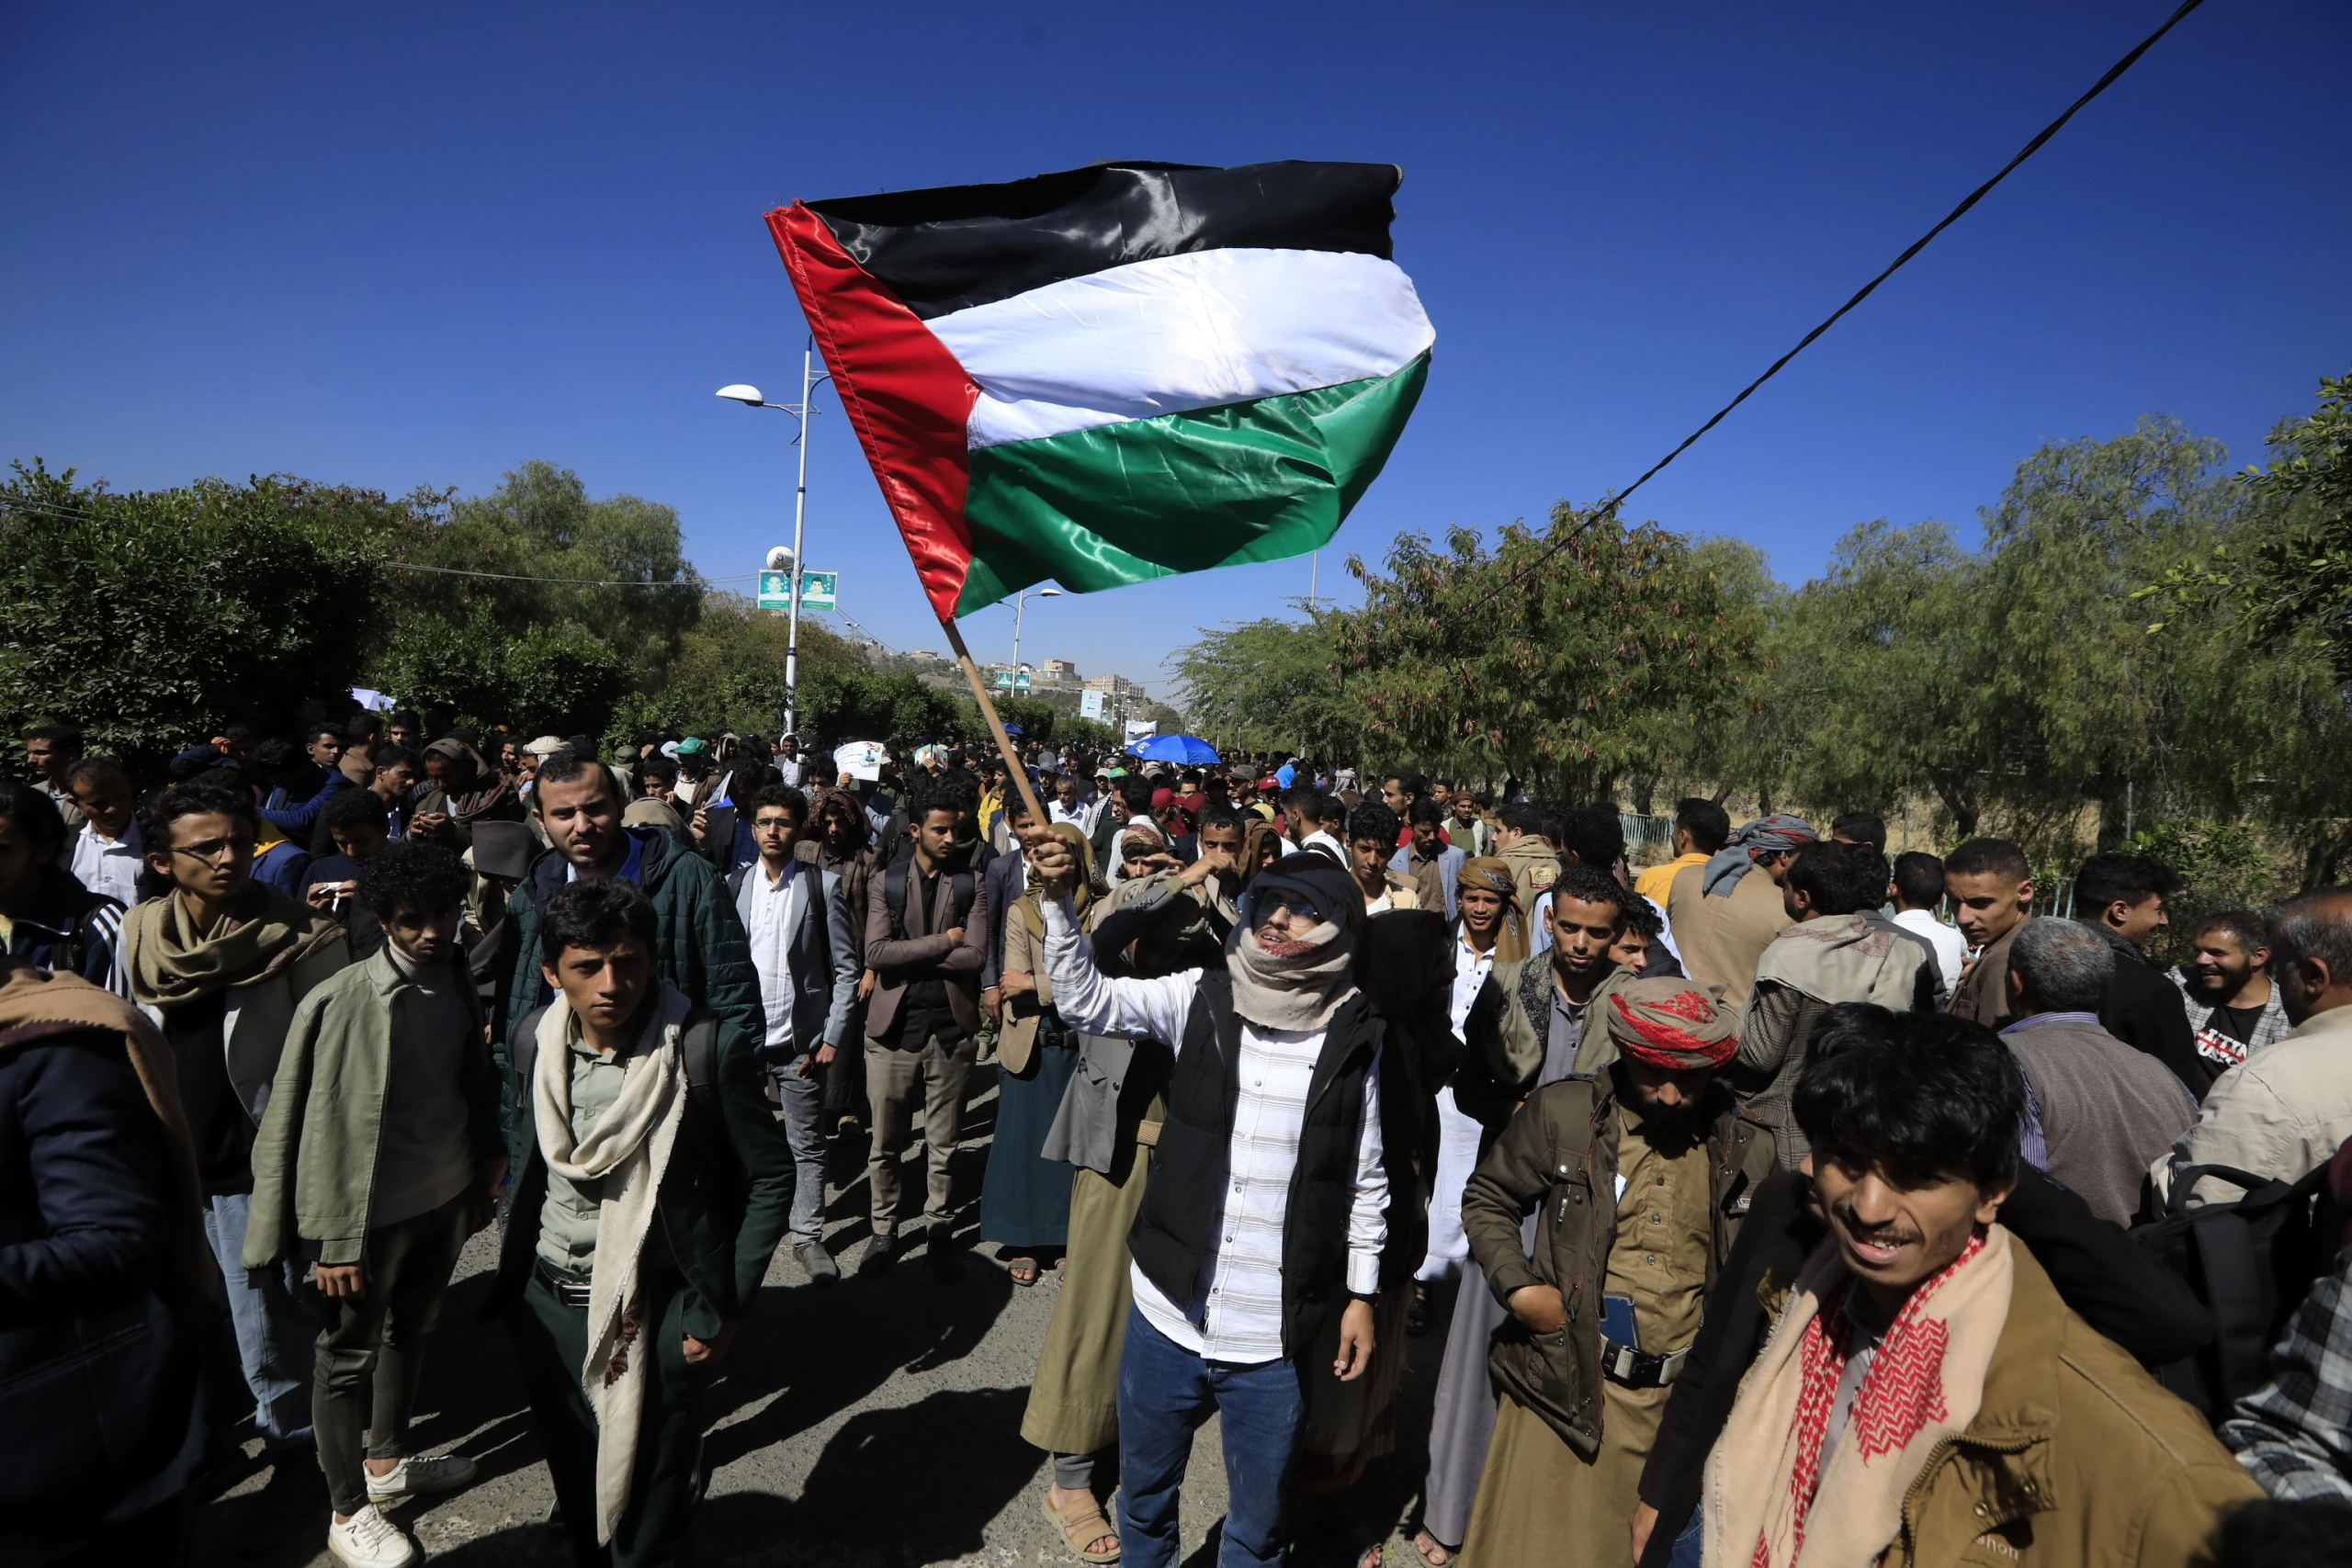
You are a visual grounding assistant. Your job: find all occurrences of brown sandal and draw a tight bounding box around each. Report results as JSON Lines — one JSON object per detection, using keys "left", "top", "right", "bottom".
{"left": 1042, "top": 1488, "right": 1121, "bottom": 1564}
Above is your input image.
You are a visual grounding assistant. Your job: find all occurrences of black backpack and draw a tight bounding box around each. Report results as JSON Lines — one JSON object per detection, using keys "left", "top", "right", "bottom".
{"left": 881, "top": 856, "right": 977, "bottom": 942}
{"left": 2130, "top": 1160, "right": 2342, "bottom": 1420}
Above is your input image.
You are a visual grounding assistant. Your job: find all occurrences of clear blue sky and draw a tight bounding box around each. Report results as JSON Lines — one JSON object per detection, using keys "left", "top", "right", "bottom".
{"left": 7, "top": 1, "right": 2346, "bottom": 702}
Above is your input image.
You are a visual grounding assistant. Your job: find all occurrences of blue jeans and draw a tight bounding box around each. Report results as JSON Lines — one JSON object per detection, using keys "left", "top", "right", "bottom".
{"left": 1666, "top": 1506, "right": 1704, "bottom": 1568}
{"left": 1115, "top": 1307, "right": 1304, "bottom": 1568}
{"left": 200, "top": 1190, "right": 315, "bottom": 1449}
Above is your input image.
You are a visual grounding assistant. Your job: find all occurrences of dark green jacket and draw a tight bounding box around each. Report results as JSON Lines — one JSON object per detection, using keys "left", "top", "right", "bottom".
{"left": 487, "top": 992, "right": 793, "bottom": 1339}
{"left": 494, "top": 827, "right": 763, "bottom": 1136}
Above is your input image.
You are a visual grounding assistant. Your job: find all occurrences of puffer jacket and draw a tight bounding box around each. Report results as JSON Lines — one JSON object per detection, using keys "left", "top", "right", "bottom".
{"left": 1462, "top": 1072, "right": 1773, "bottom": 1455}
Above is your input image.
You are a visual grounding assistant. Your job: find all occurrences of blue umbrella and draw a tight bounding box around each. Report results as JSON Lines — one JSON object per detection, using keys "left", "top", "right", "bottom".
{"left": 1001, "top": 724, "right": 1023, "bottom": 737}
{"left": 1127, "top": 733, "right": 1221, "bottom": 765}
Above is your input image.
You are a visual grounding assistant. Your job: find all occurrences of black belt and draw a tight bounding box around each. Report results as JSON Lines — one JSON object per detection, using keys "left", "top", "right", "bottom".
{"left": 536, "top": 1258, "right": 594, "bottom": 1310}
{"left": 1600, "top": 1337, "right": 1689, "bottom": 1389}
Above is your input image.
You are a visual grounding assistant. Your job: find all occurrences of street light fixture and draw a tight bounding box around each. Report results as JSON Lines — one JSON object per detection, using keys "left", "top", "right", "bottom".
{"left": 716, "top": 346, "right": 832, "bottom": 739}
{"left": 1011, "top": 586, "right": 1062, "bottom": 689}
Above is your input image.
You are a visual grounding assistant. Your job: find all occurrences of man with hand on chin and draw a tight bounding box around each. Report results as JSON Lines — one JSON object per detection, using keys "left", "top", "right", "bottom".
{"left": 1456, "top": 979, "right": 1773, "bottom": 1568}
{"left": 1028, "top": 834, "right": 1386, "bottom": 1568}
{"left": 1704, "top": 1010, "right": 2256, "bottom": 1568}
{"left": 490, "top": 879, "right": 793, "bottom": 1568}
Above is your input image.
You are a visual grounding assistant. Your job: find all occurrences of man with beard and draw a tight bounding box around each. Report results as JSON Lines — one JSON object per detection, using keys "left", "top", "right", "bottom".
{"left": 2171, "top": 909, "right": 2291, "bottom": 1069}
{"left": 1456, "top": 979, "right": 1773, "bottom": 1568}
{"left": 1704, "top": 1009, "right": 2257, "bottom": 1568}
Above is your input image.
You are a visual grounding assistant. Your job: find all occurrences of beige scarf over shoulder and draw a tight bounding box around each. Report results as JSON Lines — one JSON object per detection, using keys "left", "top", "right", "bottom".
{"left": 531, "top": 987, "right": 692, "bottom": 1545}
{"left": 1704, "top": 1225, "right": 2014, "bottom": 1568}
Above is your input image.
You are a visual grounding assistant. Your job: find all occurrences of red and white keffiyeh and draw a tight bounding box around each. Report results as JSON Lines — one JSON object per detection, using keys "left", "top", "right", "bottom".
{"left": 1704, "top": 1225, "right": 2015, "bottom": 1568}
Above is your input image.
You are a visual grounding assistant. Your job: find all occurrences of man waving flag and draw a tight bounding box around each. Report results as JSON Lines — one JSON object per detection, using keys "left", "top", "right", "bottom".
{"left": 765, "top": 159, "right": 1432, "bottom": 620}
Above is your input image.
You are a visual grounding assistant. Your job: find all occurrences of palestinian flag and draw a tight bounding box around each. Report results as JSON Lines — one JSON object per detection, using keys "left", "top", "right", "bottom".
{"left": 766, "top": 160, "right": 1432, "bottom": 620}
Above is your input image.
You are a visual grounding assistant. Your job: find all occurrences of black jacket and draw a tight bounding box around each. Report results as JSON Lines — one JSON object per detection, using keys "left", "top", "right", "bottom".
{"left": 0, "top": 1029, "right": 206, "bottom": 1529}
{"left": 4, "top": 867, "right": 123, "bottom": 990}
{"left": 2086, "top": 922, "right": 2212, "bottom": 1100}
{"left": 1128, "top": 974, "right": 1381, "bottom": 1360}
{"left": 1632, "top": 1163, "right": 2218, "bottom": 1568}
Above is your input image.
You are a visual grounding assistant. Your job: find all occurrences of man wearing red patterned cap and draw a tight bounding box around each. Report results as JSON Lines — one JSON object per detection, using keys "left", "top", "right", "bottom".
{"left": 1455, "top": 977, "right": 1776, "bottom": 1568}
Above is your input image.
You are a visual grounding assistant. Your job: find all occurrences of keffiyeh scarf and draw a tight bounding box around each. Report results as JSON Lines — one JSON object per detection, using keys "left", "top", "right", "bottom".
{"left": 1704, "top": 1226, "right": 2013, "bottom": 1568}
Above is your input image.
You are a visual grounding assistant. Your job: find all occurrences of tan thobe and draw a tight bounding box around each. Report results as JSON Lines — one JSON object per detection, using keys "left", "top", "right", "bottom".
{"left": 1946, "top": 922, "right": 2019, "bottom": 1031}
{"left": 1461, "top": 1111, "right": 1714, "bottom": 1568}
{"left": 1666, "top": 863, "right": 1791, "bottom": 1010}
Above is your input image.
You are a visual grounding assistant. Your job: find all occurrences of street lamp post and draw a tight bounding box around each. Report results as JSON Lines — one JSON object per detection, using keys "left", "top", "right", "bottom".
{"left": 717, "top": 344, "right": 831, "bottom": 739}
{"left": 1009, "top": 585, "right": 1062, "bottom": 690}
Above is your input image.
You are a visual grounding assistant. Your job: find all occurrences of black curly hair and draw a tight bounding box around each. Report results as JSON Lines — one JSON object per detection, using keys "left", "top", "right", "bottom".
{"left": 356, "top": 839, "right": 470, "bottom": 919}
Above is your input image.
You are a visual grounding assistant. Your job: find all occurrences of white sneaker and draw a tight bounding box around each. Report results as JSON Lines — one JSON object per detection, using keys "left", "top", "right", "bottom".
{"left": 365, "top": 1452, "right": 478, "bottom": 1503}
{"left": 327, "top": 1505, "right": 418, "bottom": 1568}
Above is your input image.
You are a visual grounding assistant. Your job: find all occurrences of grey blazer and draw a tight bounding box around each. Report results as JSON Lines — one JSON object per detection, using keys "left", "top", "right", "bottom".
{"left": 728, "top": 860, "right": 860, "bottom": 1059}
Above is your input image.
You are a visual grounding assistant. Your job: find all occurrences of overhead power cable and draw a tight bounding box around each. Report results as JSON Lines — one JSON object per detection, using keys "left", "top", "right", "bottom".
{"left": 1462, "top": 0, "right": 2211, "bottom": 615}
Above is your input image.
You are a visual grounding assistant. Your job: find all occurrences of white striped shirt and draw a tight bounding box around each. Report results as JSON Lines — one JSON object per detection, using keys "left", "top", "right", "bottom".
{"left": 1042, "top": 898, "right": 1385, "bottom": 1365}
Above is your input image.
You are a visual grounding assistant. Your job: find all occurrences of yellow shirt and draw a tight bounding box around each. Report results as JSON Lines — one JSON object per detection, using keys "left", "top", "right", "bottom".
{"left": 1634, "top": 850, "right": 1707, "bottom": 906}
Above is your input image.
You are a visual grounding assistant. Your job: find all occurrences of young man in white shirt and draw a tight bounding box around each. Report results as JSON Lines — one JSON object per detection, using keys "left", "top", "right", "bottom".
{"left": 64, "top": 757, "right": 142, "bottom": 908}
{"left": 1889, "top": 850, "right": 1967, "bottom": 1001}
{"left": 727, "top": 784, "right": 859, "bottom": 1282}
{"left": 1028, "top": 839, "right": 1384, "bottom": 1568}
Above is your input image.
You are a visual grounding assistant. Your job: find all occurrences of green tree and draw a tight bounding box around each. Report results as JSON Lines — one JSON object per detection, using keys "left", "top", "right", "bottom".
{"left": 1975, "top": 416, "right": 2248, "bottom": 848}
{"left": 2143, "top": 367, "right": 2352, "bottom": 676}
{"left": 364, "top": 459, "right": 703, "bottom": 728}
{"left": 1170, "top": 615, "right": 1359, "bottom": 761}
{"left": 1768, "top": 519, "right": 2000, "bottom": 834}
{"left": 0, "top": 461, "right": 391, "bottom": 762}
{"left": 1331, "top": 504, "right": 1767, "bottom": 798}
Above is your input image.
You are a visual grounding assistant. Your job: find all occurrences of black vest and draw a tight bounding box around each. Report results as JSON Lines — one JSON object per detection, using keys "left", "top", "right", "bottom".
{"left": 1128, "top": 972, "right": 1384, "bottom": 1359}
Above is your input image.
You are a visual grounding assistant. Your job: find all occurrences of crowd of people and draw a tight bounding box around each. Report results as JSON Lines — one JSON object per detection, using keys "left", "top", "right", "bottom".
{"left": 7, "top": 711, "right": 2352, "bottom": 1568}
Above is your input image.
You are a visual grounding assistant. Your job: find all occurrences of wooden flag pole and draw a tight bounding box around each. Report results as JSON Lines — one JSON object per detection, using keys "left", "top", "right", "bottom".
{"left": 940, "top": 615, "right": 1049, "bottom": 828}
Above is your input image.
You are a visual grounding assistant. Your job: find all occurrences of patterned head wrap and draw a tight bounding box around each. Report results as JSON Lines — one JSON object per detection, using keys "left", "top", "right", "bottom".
{"left": 1700, "top": 814, "right": 1817, "bottom": 897}
{"left": 1606, "top": 978, "right": 1737, "bottom": 1070}
{"left": 1453, "top": 855, "right": 1531, "bottom": 964}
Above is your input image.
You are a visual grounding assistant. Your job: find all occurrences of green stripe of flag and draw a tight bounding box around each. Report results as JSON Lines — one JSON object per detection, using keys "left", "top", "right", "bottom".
{"left": 955, "top": 351, "right": 1430, "bottom": 615}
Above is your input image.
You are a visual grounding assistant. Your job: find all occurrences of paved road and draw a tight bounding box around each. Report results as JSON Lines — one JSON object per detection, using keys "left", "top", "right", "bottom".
{"left": 197, "top": 1068, "right": 1451, "bottom": 1567}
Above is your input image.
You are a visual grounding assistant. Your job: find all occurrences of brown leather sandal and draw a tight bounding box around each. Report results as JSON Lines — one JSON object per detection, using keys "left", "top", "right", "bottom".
{"left": 1042, "top": 1488, "right": 1121, "bottom": 1564}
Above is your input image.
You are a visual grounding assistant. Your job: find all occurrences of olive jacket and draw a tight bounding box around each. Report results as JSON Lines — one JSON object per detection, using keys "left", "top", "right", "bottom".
{"left": 1462, "top": 1072, "right": 1774, "bottom": 1456}
{"left": 1878, "top": 1239, "right": 2261, "bottom": 1568}
{"left": 243, "top": 946, "right": 502, "bottom": 1269}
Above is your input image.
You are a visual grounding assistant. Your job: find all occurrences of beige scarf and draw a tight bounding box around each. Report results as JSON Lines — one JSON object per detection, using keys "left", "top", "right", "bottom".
{"left": 532, "top": 988, "right": 691, "bottom": 1544}
{"left": 1229, "top": 919, "right": 1358, "bottom": 1032}
{"left": 1704, "top": 1224, "right": 2014, "bottom": 1568}
{"left": 121, "top": 885, "right": 342, "bottom": 1009}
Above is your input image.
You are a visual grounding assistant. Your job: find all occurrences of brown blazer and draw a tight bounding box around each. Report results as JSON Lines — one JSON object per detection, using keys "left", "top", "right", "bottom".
{"left": 862, "top": 852, "right": 990, "bottom": 1043}
{"left": 1946, "top": 921, "right": 2018, "bottom": 1031}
